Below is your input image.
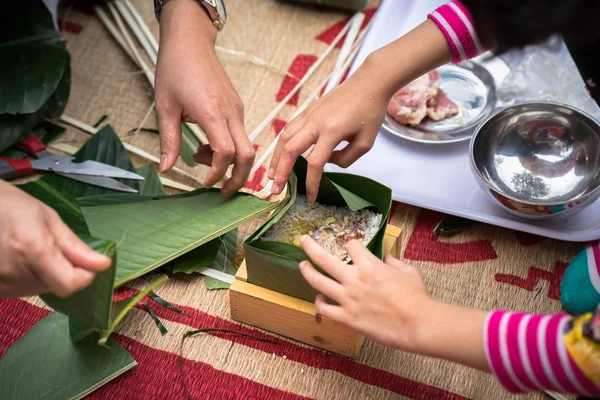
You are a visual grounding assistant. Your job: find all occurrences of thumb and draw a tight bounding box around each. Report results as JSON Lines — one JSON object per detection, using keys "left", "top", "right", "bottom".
{"left": 157, "top": 104, "right": 182, "bottom": 172}
{"left": 45, "top": 208, "right": 111, "bottom": 272}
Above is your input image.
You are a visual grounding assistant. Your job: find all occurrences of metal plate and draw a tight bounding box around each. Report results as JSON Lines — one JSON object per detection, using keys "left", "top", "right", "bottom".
{"left": 382, "top": 60, "right": 500, "bottom": 144}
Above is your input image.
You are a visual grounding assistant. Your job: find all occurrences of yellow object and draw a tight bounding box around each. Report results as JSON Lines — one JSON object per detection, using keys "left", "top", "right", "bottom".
{"left": 564, "top": 313, "right": 600, "bottom": 386}
{"left": 292, "top": 234, "right": 302, "bottom": 247}
{"left": 324, "top": 217, "right": 336, "bottom": 228}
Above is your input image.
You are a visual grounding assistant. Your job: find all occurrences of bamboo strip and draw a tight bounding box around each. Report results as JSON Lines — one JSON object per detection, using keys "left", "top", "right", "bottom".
{"left": 250, "top": 24, "right": 369, "bottom": 176}
{"left": 94, "top": 7, "right": 136, "bottom": 61}
{"left": 106, "top": 2, "right": 155, "bottom": 84}
{"left": 117, "top": 0, "right": 158, "bottom": 64}
{"left": 59, "top": 115, "right": 202, "bottom": 184}
{"left": 48, "top": 142, "right": 195, "bottom": 192}
{"left": 323, "top": 12, "right": 365, "bottom": 94}
{"left": 196, "top": 267, "right": 235, "bottom": 284}
{"left": 247, "top": 13, "right": 360, "bottom": 142}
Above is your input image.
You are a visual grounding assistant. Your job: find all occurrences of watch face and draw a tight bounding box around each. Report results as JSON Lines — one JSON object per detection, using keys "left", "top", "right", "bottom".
{"left": 215, "top": 0, "right": 227, "bottom": 22}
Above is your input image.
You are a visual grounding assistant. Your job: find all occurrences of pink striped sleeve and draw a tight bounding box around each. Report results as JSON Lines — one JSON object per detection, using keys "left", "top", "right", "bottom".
{"left": 484, "top": 310, "right": 600, "bottom": 397}
{"left": 427, "top": 1, "right": 486, "bottom": 64}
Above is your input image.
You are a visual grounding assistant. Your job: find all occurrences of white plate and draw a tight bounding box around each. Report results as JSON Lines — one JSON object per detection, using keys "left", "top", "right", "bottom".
{"left": 324, "top": 0, "right": 600, "bottom": 242}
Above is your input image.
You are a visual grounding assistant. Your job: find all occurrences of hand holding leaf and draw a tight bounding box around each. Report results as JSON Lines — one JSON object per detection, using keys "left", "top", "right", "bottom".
{"left": 0, "top": 180, "right": 110, "bottom": 298}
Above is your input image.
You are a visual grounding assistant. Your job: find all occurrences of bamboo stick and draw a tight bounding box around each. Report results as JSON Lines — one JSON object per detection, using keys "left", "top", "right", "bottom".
{"left": 49, "top": 142, "right": 195, "bottom": 192}
{"left": 247, "top": 13, "right": 361, "bottom": 143}
{"left": 116, "top": 0, "right": 158, "bottom": 64}
{"left": 59, "top": 115, "right": 202, "bottom": 185}
{"left": 250, "top": 22, "right": 370, "bottom": 176}
{"left": 323, "top": 12, "right": 364, "bottom": 94}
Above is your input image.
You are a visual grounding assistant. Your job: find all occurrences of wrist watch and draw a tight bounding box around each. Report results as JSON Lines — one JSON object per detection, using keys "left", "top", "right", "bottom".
{"left": 154, "top": 0, "right": 227, "bottom": 31}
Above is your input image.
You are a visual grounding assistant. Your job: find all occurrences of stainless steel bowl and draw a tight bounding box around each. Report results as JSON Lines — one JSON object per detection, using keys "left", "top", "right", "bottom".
{"left": 469, "top": 102, "right": 600, "bottom": 219}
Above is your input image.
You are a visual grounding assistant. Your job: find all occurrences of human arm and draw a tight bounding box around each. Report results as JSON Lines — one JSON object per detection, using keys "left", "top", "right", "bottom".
{"left": 269, "top": 0, "right": 485, "bottom": 201}
{"left": 0, "top": 180, "right": 111, "bottom": 299}
{"left": 298, "top": 235, "right": 600, "bottom": 396}
{"left": 155, "top": 0, "right": 255, "bottom": 197}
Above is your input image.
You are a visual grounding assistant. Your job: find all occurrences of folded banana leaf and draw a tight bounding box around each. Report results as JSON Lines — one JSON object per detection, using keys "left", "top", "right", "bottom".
{"left": 244, "top": 157, "right": 392, "bottom": 302}
{"left": 0, "top": 312, "right": 136, "bottom": 400}
{"left": 21, "top": 125, "right": 279, "bottom": 338}
{"left": 277, "top": 0, "right": 368, "bottom": 11}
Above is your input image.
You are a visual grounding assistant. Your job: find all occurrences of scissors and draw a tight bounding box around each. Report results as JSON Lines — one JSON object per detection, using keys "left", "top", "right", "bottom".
{"left": 0, "top": 135, "right": 144, "bottom": 193}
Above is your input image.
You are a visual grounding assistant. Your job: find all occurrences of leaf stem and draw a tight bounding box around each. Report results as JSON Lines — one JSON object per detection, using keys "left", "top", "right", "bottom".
{"left": 0, "top": 32, "right": 60, "bottom": 48}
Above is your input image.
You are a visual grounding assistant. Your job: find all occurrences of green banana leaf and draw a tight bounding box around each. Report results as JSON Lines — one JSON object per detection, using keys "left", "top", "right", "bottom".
{"left": 0, "top": 312, "right": 136, "bottom": 400}
{"left": 42, "top": 236, "right": 117, "bottom": 330}
{"left": 277, "top": 0, "right": 367, "bottom": 11}
{"left": 205, "top": 228, "right": 239, "bottom": 289}
{"left": 0, "top": 0, "right": 69, "bottom": 115}
{"left": 244, "top": 157, "right": 392, "bottom": 302}
{"left": 0, "top": 120, "right": 65, "bottom": 159}
{"left": 20, "top": 126, "right": 279, "bottom": 335}
{"left": 136, "top": 165, "right": 166, "bottom": 196}
{"left": 170, "top": 237, "right": 222, "bottom": 274}
{"left": 98, "top": 274, "right": 169, "bottom": 343}
{"left": 20, "top": 177, "right": 89, "bottom": 235}
{"left": 180, "top": 123, "right": 200, "bottom": 166}
{"left": 0, "top": 61, "right": 70, "bottom": 153}
{"left": 81, "top": 188, "right": 277, "bottom": 286}
{"left": 70, "top": 124, "right": 140, "bottom": 195}
{"left": 0, "top": 0, "right": 71, "bottom": 153}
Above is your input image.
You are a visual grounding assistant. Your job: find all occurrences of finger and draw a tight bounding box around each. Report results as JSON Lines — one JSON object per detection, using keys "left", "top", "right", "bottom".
{"left": 221, "top": 118, "right": 255, "bottom": 198}
{"left": 300, "top": 235, "right": 348, "bottom": 282}
{"left": 201, "top": 118, "right": 236, "bottom": 188}
{"left": 299, "top": 260, "right": 345, "bottom": 302}
{"left": 329, "top": 137, "right": 373, "bottom": 169}
{"left": 271, "top": 126, "right": 318, "bottom": 196}
{"left": 156, "top": 102, "right": 183, "bottom": 173}
{"left": 305, "top": 139, "right": 337, "bottom": 202}
{"left": 346, "top": 239, "right": 379, "bottom": 265}
{"left": 32, "top": 242, "right": 96, "bottom": 298}
{"left": 193, "top": 145, "right": 214, "bottom": 166}
{"left": 314, "top": 294, "right": 347, "bottom": 324}
{"left": 384, "top": 254, "right": 408, "bottom": 269}
{"left": 45, "top": 209, "right": 111, "bottom": 271}
{"left": 268, "top": 117, "right": 306, "bottom": 181}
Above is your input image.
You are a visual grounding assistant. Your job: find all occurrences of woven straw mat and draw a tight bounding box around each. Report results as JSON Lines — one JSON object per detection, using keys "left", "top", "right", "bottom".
{"left": 0, "top": 1, "right": 582, "bottom": 399}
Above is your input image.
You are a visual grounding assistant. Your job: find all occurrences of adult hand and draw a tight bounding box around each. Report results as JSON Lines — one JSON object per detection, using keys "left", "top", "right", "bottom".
{"left": 268, "top": 59, "right": 389, "bottom": 202}
{"left": 0, "top": 180, "right": 111, "bottom": 299}
{"left": 155, "top": 0, "right": 255, "bottom": 197}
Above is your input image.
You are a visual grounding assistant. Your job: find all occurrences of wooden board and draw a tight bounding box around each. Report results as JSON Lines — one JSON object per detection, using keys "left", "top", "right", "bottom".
{"left": 230, "top": 225, "right": 402, "bottom": 358}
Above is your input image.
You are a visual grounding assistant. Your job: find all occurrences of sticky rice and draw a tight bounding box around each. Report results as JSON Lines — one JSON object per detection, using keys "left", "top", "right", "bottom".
{"left": 260, "top": 195, "right": 382, "bottom": 262}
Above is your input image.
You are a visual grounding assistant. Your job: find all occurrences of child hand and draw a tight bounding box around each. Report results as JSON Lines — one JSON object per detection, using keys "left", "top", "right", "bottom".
{"left": 268, "top": 63, "right": 391, "bottom": 202}
{"left": 298, "top": 234, "right": 489, "bottom": 370}
{"left": 298, "top": 235, "right": 433, "bottom": 350}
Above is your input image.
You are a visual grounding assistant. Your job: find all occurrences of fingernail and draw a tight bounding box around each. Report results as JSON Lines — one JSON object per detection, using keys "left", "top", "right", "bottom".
{"left": 299, "top": 261, "right": 307, "bottom": 269}
{"left": 91, "top": 251, "right": 111, "bottom": 264}
{"left": 272, "top": 182, "right": 280, "bottom": 194}
{"left": 299, "top": 235, "right": 308, "bottom": 245}
{"left": 268, "top": 167, "right": 275, "bottom": 179}
{"left": 159, "top": 153, "right": 169, "bottom": 172}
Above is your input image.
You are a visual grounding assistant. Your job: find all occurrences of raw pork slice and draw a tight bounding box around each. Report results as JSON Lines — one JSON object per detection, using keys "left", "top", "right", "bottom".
{"left": 426, "top": 89, "right": 459, "bottom": 121}
{"left": 387, "top": 71, "right": 441, "bottom": 126}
